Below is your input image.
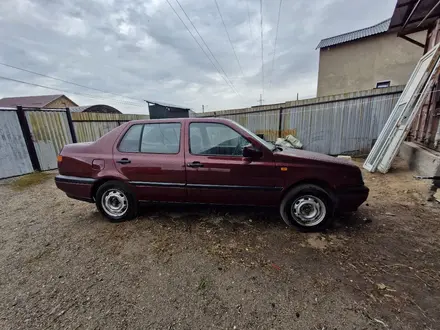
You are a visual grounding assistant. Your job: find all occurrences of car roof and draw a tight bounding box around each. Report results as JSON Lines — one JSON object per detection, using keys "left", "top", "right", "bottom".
{"left": 128, "top": 117, "right": 232, "bottom": 124}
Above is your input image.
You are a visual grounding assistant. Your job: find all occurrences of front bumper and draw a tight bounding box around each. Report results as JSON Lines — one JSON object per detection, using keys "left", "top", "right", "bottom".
{"left": 55, "top": 175, "right": 96, "bottom": 203}
{"left": 335, "top": 185, "right": 369, "bottom": 212}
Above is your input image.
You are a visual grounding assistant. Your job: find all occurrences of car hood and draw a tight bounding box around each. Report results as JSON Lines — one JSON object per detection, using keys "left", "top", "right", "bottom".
{"left": 274, "top": 148, "right": 357, "bottom": 168}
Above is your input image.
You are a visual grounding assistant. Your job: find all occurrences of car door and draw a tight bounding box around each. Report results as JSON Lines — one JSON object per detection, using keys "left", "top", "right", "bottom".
{"left": 113, "top": 122, "right": 186, "bottom": 202}
{"left": 184, "top": 121, "right": 280, "bottom": 206}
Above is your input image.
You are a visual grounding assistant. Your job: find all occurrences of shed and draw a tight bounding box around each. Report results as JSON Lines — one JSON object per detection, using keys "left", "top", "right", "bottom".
{"left": 146, "top": 100, "right": 194, "bottom": 119}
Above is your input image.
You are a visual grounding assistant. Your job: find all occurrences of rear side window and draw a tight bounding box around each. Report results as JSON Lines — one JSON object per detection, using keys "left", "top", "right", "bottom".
{"left": 141, "top": 123, "right": 181, "bottom": 154}
{"left": 118, "top": 123, "right": 181, "bottom": 154}
{"left": 118, "top": 124, "right": 142, "bottom": 152}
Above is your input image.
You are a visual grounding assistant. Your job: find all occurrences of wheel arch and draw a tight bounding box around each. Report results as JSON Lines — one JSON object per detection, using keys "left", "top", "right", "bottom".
{"left": 91, "top": 177, "right": 132, "bottom": 201}
{"left": 281, "top": 179, "right": 336, "bottom": 203}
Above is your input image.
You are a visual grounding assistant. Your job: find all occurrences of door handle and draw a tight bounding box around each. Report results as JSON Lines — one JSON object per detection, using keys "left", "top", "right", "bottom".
{"left": 116, "top": 158, "right": 131, "bottom": 164}
{"left": 187, "top": 161, "right": 204, "bottom": 168}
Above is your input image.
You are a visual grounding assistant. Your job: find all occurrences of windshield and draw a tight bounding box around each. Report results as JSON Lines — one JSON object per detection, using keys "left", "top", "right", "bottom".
{"left": 233, "top": 121, "right": 275, "bottom": 151}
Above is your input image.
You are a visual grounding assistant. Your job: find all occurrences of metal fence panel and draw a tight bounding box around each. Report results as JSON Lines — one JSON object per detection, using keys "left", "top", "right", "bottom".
{"left": 73, "top": 121, "right": 120, "bottom": 142}
{"left": 198, "top": 87, "right": 403, "bottom": 156}
{"left": 280, "top": 93, "right": 401, "bottom": 155}
{"left": 70, "top": 113, "right": 149, "bottom": 122}
{"left": 0, "top": 110, "right": 34, "bottom": 178}
{"left": 221, "top": 110, "right": 280, "bottom": 142}
{"left": 71, "top": 113, "right": 149, "bottom": 142}
{"left": 25, "top": 110, "right": 72, "bottom": 170}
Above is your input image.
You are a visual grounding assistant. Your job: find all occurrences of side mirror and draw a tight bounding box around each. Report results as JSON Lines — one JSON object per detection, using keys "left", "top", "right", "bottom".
{"left": 243, "top": 144, "right": 263, "bottom": 159}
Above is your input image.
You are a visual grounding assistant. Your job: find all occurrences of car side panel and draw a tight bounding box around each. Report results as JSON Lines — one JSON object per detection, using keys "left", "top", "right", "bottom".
{"left": 183, "top": 120, "right": 282, "bottom": 206}
{"left": 112, "top": 123, "right": 187, "bottom": 202}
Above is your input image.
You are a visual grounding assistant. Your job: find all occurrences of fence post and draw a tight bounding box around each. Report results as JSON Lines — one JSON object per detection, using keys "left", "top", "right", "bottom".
{"left": 16, "top": 106, "right": 41, "bottom": 171}
{"left": 278, "top": 107, "right": 284, "bottom": 138}
{"left": 65, "top": 107, "right": 77, "bottom": 143}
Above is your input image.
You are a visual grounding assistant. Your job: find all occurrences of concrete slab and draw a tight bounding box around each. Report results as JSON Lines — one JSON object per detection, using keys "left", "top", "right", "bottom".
{"left": 398, "top": 141, "right": 440, "bottom": 177}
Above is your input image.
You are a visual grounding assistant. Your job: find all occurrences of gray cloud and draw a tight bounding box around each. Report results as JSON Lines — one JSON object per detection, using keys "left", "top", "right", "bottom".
{"left": 0, "top": 0, "right": 396, "bottom": 113}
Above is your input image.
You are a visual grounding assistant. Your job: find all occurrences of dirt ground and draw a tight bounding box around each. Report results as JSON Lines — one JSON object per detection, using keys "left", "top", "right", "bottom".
{"left": 0, "top": 158, "right": 439, "bottom": 330}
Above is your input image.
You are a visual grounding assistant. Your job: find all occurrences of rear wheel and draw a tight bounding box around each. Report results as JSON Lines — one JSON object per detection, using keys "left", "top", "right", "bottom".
{"left": 280, "top": 184, "right": 333, "bottom": 231}
{"left": 96, "top": 181, "right": 137, "bottom": 222}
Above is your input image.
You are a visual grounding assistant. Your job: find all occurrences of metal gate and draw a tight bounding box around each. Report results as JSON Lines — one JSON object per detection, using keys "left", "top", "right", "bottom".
{"left": 25, "top": 109, "right": 73, "bottom": 171}
{"left": 0, "top": 110, "right": 34, "bottom": 178}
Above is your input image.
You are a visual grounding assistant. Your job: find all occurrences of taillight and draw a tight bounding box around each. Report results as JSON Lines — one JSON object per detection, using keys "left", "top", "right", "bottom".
{"left": 57, "top": 155, "right": 63, "bottom": 163}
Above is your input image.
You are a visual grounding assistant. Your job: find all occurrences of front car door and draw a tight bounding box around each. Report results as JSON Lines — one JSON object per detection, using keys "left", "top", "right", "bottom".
{"left": 184, "top": 120, "right": 281, "bottom": 206}
{"left": 113, "top": 121, "right": 186, "bottom": 202}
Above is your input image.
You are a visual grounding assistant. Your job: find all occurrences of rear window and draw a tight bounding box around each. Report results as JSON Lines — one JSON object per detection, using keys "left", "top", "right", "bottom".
{"left": 118, "top": 124, "right": 142, "bottom": 152}
{"left": 118, "top": 123, "right": 181, "bottom": 154}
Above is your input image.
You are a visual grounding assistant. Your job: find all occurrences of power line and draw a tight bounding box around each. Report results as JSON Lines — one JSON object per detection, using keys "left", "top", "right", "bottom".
{"left": 269, "top": 0, "right": 282, "bottom": 88}
{"left": 0, "top": 75, "right": 147, "bottom": 108}
{"left": 213, "top": 0, "right": 245, "bottom": 77}
{"left": 0, "top": 62, "right": 143, "bottom": 103}
{"left": 246, "top": 0, "right": 252, "bottom": 39}
{"left": 172, "top": 0, "right": 241, "bottom": 96}
{"left": 166, "top": 0, "right": 241, "bottom": 97}
{"left": 260, "top": 0, "right": 264, "bottom": 101}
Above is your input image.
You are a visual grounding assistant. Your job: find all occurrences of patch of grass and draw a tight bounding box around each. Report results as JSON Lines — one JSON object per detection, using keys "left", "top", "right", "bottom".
{"left": 10, "top": 172, "right": 53, "bottom": 190}
{"left": 197, "top": 277, "right": 209, "bottom": 292}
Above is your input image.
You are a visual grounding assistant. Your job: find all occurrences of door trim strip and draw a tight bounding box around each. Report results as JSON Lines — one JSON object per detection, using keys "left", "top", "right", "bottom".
{"left": 55, "top": 175, "right": 96, "bottom": 184}
{"left": 186, "top": 183, "right": 283, "bottom": 191}
{"left": 129, "top": 180, "right": 281, "bottom": 191}
{"left": 129, "top": 181, "right": 186, "bottom": 188}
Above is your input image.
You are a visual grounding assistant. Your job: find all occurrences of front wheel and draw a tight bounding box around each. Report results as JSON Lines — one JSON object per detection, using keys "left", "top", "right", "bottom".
{"left": 280, "top": 184, "right": 334, "bottom": 231}
{"left": 96, "top": 181, "right": 138, "bottom": 222}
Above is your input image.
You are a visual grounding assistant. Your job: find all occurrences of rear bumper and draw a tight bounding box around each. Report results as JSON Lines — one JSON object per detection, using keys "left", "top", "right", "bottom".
{"left": 335, "top": 185, "right": 369, "bottom": 212}
{"left": 55, "top": 175, "right": 95, "bottom": 203}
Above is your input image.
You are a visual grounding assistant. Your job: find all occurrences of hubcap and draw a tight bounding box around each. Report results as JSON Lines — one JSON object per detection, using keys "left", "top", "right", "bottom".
{"left": 102, "top": 189, "right": 128, "bottom": 217}
{"left": 291, "top": 195, "right": 326, "bottom": 227}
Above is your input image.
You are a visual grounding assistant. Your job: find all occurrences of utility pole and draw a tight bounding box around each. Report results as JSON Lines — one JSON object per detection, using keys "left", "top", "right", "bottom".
{"left": 258, "top": 94, "right": 264, "bottom": 105}
{"left": 202, "top": 105, "right": 205, "bottom": 113}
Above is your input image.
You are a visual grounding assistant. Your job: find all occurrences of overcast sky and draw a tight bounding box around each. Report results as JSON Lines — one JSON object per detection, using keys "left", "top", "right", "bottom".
{"left": 0, "top": 0, "right": 397, "bottom": 114}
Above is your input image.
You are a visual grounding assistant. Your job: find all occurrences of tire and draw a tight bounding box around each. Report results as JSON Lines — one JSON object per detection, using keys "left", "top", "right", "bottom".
{"left": 95, "top": 181, "right": 138, "bottom": 222}
{"left": 279, "top": 184, "right": 334, "bottom": 231}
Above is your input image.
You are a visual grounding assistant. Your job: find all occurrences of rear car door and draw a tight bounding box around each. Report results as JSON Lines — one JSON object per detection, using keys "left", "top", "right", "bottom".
{"left": 113, "top": 122, "right": 186, "bottom": 202}
{"left": 184, "top": 121, "right": 280, "bottom": 206}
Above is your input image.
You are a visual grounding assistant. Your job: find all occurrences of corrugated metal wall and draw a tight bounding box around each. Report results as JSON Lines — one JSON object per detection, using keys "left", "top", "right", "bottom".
{"left": 70, "top": 113, "right": 148, "bottom": 121}
{"left": 26, "top": 110, "right": 73, "bottom": 170}
{"left": 216, "top": 110, "right": 281, "bottom": 142}
{"left": 281, "top": 93, "right": 401, "bottom": 155}
{"left": 0, "top": 110, "right": 149, "bottom": 177}
{"left": 73, "top": 121, "right": 121, "bottom": 143}
{"left": 0, "top": 110, "right": 34, "bottom": 178}
{"left": 198, "top": 86, "right": 403, "bottom": 155}
{"left": 71, "top": 113, "right": 149, "bottom": 142}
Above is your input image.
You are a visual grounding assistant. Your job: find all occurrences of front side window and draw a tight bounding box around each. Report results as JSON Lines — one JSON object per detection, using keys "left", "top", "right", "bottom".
{"left": 190, "top": 122, "right": 249, "bottom": 156}
{"left": 118, "top": 123, "right": 181, "bottom": 154}
{"left": 141, "top": 123, "right": 181, "bottom": 154}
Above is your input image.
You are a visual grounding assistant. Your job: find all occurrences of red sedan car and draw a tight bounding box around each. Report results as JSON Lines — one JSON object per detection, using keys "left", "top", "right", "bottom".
{"left": 55, "top": 118, "right": 368, "bottom": 231}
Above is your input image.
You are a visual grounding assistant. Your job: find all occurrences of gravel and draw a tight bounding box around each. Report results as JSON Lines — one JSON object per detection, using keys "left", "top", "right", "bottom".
{"left": 0, "top": 158, "right": 439, "bottom": 329}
